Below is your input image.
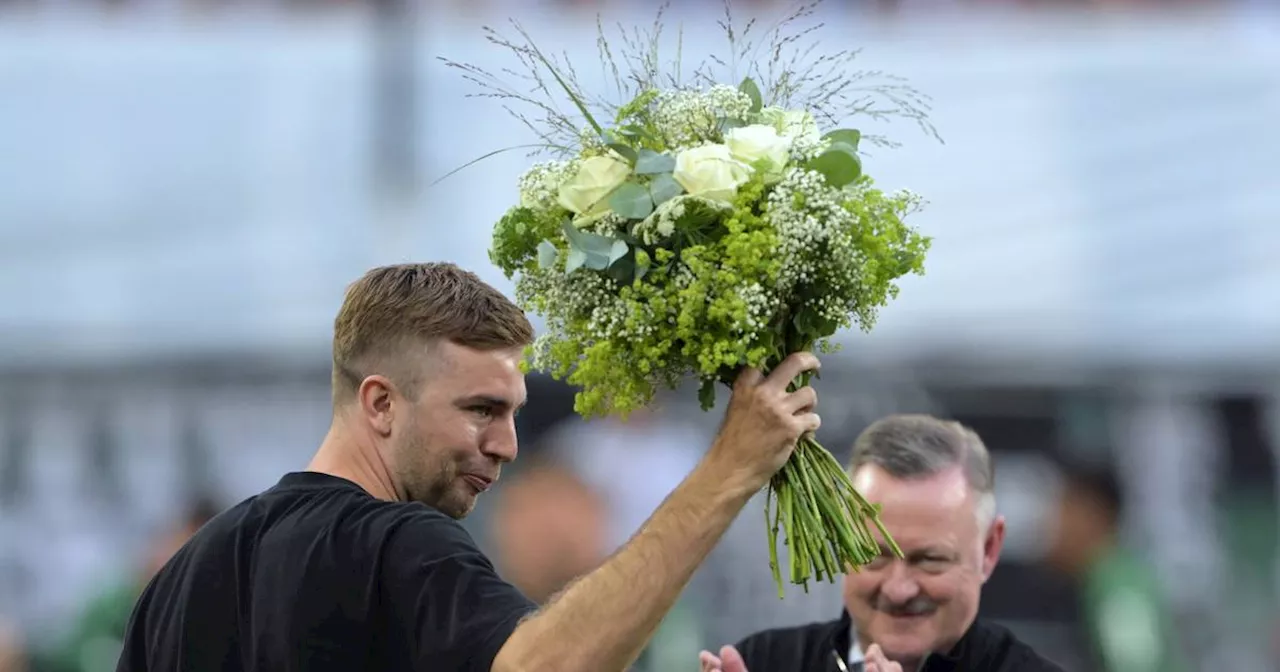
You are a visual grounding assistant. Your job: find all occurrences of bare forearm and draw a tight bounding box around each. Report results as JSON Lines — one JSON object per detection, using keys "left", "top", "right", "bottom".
{"left": 493, "top": 455, "right": 756, "bottom": 672}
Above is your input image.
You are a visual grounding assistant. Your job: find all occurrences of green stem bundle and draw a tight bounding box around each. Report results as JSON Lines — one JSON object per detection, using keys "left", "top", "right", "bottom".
{"left": 763, "top": 378, "right": 904, "bottom": 597}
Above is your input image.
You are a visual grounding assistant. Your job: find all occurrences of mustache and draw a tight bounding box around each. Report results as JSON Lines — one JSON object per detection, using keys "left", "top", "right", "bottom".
{"left": 874, "top": 595, "right": 938, "bottom": 617}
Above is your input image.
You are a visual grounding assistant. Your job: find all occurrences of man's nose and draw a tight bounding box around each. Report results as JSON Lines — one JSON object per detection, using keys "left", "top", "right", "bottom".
{"left": 482, "top": 415, "right": 519, "bottom": 463}
{"left": 880, "top": 562, "right": 921, "bottom": 603}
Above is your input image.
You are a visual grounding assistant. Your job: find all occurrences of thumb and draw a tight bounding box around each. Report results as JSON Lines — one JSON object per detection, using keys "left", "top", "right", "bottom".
{"left": 720, "top": 645, "right": 749, "bottom": 672}
{"left": 734, "top": 366, "right": 763, "bottom": 391}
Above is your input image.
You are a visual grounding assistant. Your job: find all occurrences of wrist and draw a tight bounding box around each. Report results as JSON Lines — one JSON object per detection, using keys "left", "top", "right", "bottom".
{"left": 695, "top": 442, "right": 768, "bottom": 502}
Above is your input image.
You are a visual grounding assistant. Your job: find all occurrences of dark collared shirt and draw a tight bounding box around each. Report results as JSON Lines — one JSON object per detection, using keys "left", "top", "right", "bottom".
{"left": 734, "top": 610, "right": 1067, "bottom": 672}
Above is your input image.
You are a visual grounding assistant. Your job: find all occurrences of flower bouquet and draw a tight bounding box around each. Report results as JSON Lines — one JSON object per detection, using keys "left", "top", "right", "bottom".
{"left": 443, "top": 1, "right": 936, "bottom": 597}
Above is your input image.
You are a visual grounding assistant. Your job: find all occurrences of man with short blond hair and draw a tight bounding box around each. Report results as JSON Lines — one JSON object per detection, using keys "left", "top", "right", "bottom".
{"left": 118, "top": 262, "right": 826, "bottom": 672}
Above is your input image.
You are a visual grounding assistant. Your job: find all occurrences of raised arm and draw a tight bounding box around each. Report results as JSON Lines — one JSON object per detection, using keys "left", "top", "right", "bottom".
{"left": 492, "top": 352, "right": 821, "bottom": 672}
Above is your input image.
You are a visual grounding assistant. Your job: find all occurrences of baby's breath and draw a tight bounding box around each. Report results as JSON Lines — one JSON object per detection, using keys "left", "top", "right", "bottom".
{"left": 517, "top": 160, "right": 577, "bottom": 210}
{"left": 651, "top": 86, "right": 753, "bottom": 149}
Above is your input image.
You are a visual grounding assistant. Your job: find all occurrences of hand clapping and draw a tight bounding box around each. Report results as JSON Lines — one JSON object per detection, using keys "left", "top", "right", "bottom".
{"left": 864, "top": 644, "right": 903, "bottom": 672}
{"left": 698, "top": 645, "right": 748, "bottom": 672}
{"left": 698, "top": 640, "right": 902, "bottom": 672}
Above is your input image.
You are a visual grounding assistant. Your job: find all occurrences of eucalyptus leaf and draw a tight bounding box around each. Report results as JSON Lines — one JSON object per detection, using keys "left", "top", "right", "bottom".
{"left": 615, "top": 231, "right": 643, "bottom": 246}
{"left": 634, "top": 149, "right": 676, "bottom": 175}
{"left": 806, "top": 143, "right": 863, "bottom": 188}
{"left": 739, "top": 77, "right": 763, "bottom": 114}
{"left": 649, "top": 173, "right": 683, "bottom": 206}
{"left": 607, "top": 143, "right": 638, "bottom": 164}
{"left": 536, "top": 240, "right": 558, "bottom": 269}
{"left": 609, "top": 239, "right": 629, "bottom": 264}
{"left": 717, "top": 116, "right": 746, "bottom": 134}
{"left": 821, "top": 128, "right": 861, "bottom": 150}
{"left": 562, "top": 219, "right": 616, "bottom": 256}
{"left": 605, "top": 256, "right": 635, "bottom": 286}
{"left": 609, "top": 181, "right": 655, "bottom": 219}
{"left": 561, "top": 219, "right": 619, "bottom": 271}
{"left": 565, "top": 247, "right": 587, "bottom": 274}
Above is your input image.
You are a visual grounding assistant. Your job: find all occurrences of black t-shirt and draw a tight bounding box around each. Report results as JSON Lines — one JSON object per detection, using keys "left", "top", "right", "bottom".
{"left": 116, "top": 472, "right": 538, "bottom": 672}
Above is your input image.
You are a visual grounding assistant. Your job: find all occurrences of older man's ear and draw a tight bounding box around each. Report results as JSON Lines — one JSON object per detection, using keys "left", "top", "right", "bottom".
{"left": 981, "top": 514, "right": 1007, "bottom": 582}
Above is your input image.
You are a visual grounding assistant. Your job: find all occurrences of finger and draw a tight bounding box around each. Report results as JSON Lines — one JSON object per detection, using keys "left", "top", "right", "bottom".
{"left": 763, "top": 351, "right": 820, "bottom": 390}
{"left": 865, "top": 644, "right": 901, "bottom": 671}
{"left": 865, "top": 643, "right": 888, "bottom": 668}
{"left": 734, "top": 366, "right": 764, "bottom": 392}
{"left": 792, "top": 411, "right": 821, "bottom": 435}
{"left": 783, "top": 385, "right": 817, "bottom": 414}
{"left": 698, "top": 651, "right": 722, "bottom": 672}
{"left": 720, "top": 645, "right": 749, "bottom": 672}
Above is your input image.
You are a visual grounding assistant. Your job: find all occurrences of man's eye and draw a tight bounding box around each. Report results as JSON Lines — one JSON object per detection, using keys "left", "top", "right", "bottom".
{"left": 917, "top": 557, "right": 950, "bottom": 572}
{"left": 471, "top": 406, "right": 494, "bottom": 418}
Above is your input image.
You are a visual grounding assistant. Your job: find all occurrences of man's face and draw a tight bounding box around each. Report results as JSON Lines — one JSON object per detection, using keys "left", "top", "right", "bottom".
{"left": 843, "top": 464, "right": 1004, "bottom": 666}
{"left": 388, "top": 341, "right": 526, "bottom": 518}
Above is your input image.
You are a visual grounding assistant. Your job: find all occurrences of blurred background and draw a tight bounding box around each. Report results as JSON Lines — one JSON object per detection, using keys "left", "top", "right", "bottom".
{"left": 0, "top": 0, "right": 1277, "bottom": 670}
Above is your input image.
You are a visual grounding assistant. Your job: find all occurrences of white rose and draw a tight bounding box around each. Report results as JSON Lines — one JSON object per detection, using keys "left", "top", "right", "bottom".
{"left": 671, "top": 144, "right": 751, "bottom": 203}
{"left": 556, "top": 152, "right": 632, "bottom": 215}
{"left": 725, "top": 124, "right": 793, "bottom": 174}
{"left": 759, "top": 106, "right": 820, "bottom": 143}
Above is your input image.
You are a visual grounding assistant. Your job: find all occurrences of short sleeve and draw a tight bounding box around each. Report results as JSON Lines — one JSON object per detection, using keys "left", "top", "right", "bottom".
{"left": 382, "top": 510, "right": 538, "bottom": 672}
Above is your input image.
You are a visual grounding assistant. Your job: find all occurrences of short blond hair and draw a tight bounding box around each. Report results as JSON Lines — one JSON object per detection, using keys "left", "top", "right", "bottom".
{"left": 330, "top": 263, "right": 534, "bottom": 404}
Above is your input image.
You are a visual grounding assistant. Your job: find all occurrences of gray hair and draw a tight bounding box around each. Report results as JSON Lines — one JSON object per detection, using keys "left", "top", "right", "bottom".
{"left": 849, "top": 414, "right": 997, "bottom": 529}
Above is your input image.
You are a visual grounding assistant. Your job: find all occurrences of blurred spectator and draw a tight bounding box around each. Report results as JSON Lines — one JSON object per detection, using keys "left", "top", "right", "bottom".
{"left": 545, "top": 403, "right": 707, "bottom": 552}
{"left": 27, "top": 498, "right": 221, "bottom": 672}
{"left": 0, "top": 621, "right": 28, "bottom": 672}
{"left": 1044, "top": 461, "right": 1190, "bottom": 672}
{"left": 488, "top": 435, "right": 705, "bottom": 672}
{"left": 488, "top": 456, "right": 609, "bottom": 604}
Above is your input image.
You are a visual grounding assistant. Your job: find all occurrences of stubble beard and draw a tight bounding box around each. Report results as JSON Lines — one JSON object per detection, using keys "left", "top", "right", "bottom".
{"left": 394, "top": 430, "right": 468, "bottom": 519}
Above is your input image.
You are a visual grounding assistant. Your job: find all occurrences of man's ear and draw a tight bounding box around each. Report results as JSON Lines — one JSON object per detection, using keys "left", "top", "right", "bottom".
{"left": 981, "top": 514, "right": 1006, "bottom": 583}
{"left": 357, "top": 374, "right": 397, "bottom": 437}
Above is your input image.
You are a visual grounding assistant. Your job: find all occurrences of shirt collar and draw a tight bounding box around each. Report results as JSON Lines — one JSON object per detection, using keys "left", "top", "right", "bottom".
{"left": 845, "top": 618, "right": 934, "bottom": 672}
{"left": 847, "top": 628, "right": 865, "bottom": 665}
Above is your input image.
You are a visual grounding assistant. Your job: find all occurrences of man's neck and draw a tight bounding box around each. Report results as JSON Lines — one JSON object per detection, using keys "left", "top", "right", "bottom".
{"left": 307, "top": 422, "right": 400, "bottom": 502}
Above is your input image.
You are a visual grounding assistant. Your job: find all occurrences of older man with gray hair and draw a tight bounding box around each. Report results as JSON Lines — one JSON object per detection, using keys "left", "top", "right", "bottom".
{"left": 700, "top": 414, "right": 1064, "bottom": 672}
